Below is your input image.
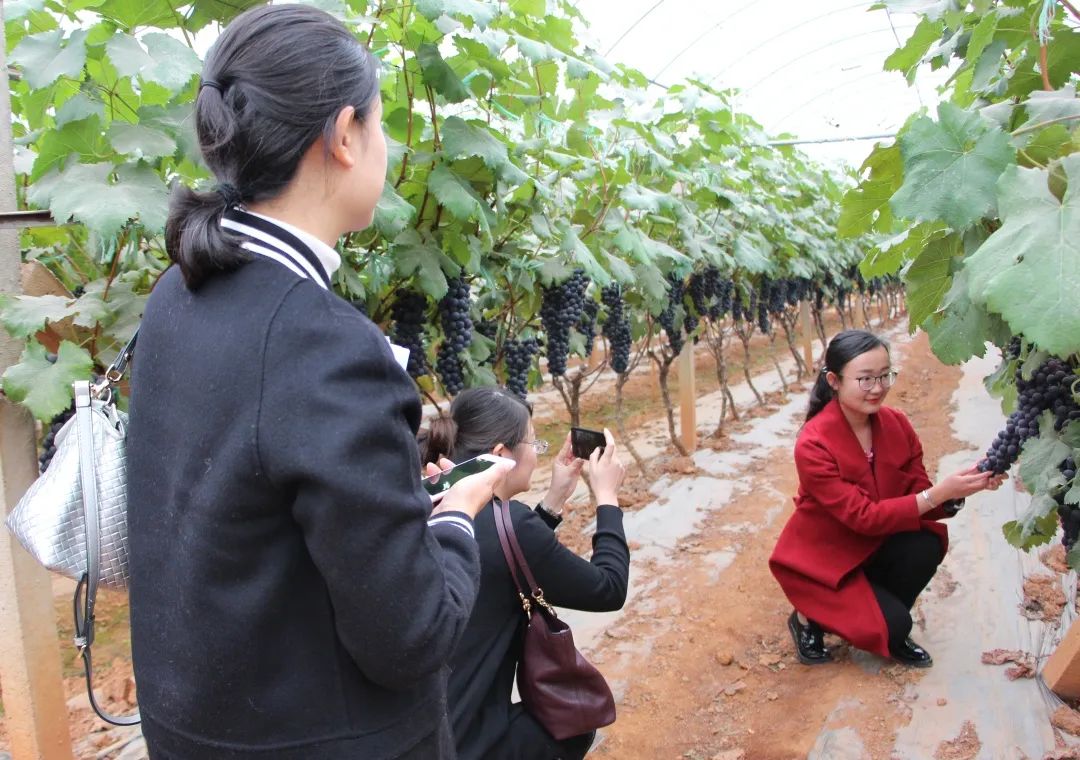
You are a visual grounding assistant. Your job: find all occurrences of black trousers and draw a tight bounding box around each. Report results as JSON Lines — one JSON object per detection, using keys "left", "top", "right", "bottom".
{"left": 863, "top": 530, "right": 944, "bottom": 651}
{"left": 481, "top": 705, "right": 595, "bottom": 760}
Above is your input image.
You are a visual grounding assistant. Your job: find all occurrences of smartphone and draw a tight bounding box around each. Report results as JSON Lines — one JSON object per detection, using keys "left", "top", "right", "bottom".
{"left": 422, "top": 454, "right": 515, "bottom": 497}
{"left": 571, "top": 427, "right": 606, "bottom": 460}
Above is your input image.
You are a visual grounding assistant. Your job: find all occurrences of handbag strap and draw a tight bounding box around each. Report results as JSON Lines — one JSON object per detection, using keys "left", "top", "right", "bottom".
{"left": 493, "top": 499, "right": 555, "bottom": 616}
{"left": 71, "top": 354, "right": 140, "bottom": 726}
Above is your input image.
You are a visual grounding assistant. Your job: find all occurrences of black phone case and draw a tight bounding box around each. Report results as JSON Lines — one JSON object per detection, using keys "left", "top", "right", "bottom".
{"left": 571, "top": 427, "right": 606, "bottom": 460}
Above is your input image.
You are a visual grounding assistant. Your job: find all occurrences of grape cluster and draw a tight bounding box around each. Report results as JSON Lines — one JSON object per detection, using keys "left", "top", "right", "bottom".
{"left": 731, "top": 291, "right": 744, "bottom": 323}
{"left": 601, "top": 285, "right": 632, "bottom": 375}
{"left": 503, "top": 337, "right": 540, "bottom": 400}
{"left": 435, "top": 277, "right": 473, "bottom": 396}
{"left": 39, "top": 406, "right": 75, "bottom": 473}
{"left": 977, "top": 357, "right": 1079, "bottom": 475}
{"left": 391, "top": 290, "right": 429, "bottom": 378}
{"left": 1056, "top": 456, "right": 1079, "bottom": 549}
{"left": 577, "top": 299, "right": 600, "bottom": 356}
{"left": 685, "top": 266, "right": 733, "bottom": 321}
{"left": 540, "top": 269, "right": 589, "bottom": 376}
{"left": 658, "top": 275, "right": 685, "bottom": 355}
{"left": 814, "top": 287, "right": 826, "bottom": 312}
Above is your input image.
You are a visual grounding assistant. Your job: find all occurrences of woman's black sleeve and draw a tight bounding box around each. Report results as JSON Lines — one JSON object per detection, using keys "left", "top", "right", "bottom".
{"left": 511, "top": 503, "right": 629, "bottom": 612}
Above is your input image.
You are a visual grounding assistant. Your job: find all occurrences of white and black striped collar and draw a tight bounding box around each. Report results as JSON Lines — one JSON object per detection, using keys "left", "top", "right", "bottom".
{"left": 221, "top": 208, "right": 340, "bottom": 290}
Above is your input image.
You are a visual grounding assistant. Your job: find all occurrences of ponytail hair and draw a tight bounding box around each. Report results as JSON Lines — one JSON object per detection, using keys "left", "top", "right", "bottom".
{"left": 418, "top": 388, "right": 533, "bottom": 465}
{"left": 418, "top": 415, "right": 459, "bottom": 465}
{"left": 805, "top": 329, "right": 890, "bottom": 422}
{"left": 167, "top": 4, "right": 381, "bottom": 288}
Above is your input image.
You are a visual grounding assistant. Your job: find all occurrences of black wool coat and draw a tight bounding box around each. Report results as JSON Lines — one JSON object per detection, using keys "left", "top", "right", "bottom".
{"left": 127, "top": 248, "right": 479, "bottom": 758}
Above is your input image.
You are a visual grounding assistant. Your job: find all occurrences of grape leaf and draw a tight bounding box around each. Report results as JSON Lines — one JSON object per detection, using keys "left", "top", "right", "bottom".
{"left": 1002, "top": 495, "right": 1058, "bottom": 549}
{"left": 417, "top": 44, "right": 470, "bottom": 103}
{"left": 1017, "top": 87, "right": 1080, "bottom": 133}
{"left": 962, "top": 155, "right": 1080, "bottom": 357}
{"left": 2, "top": 341, "right": 94, "bottom": 422}
{"left": 373, "top": 183, "right": 416, "bottom": 238}
{"left": 904, "top": 234, "right": 959, "bottom": 327}
{"left": 884, "top": 17, "right": 943, "bottom": 83}
{"left": 428, "top": 165, "right": 492, "bottom": 237}
{"left": 45, "top": 162, "right": 169, "bottom": 238}
{"left": 392, "top": 233, "right": 449, "bottom": 300}
{"left": 557, "top": 222, "right": 610, "bottom": 286}
{"left": 0, "top": 294, "right": 74, "bottom": 339}
{"left": 5, "top": 0, "right": 46, "bottom": 20}
{"left": 11, "top": 29, "right": 88, "bottom": 91}
{"left": 441, "top": 117, "right": 527, "bottom": 185}
{"left": 416, "top": 0, "right": 497, "bottom": 28}
{"left": 923, "top": 267, "right": 995, "bottom": 364}
{"left": 1019, "top": 419, "right": 1072, "bottom": 494}
{"left": 891, "top": 103, "right": 1015, "bottom": 231}
{"left": 108, "top": 122, "right": 176, "bottom": 160}
{"left": 29, "top": 115, "right": 110, "bottom": 181}
{"left": 839, "top": 143, "right": 902, "bottom": 238}
{"left": 54, "top": 93, "right": 104, "bottom": 129}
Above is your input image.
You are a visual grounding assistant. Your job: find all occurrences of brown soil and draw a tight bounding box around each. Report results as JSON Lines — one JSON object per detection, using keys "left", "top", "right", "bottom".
{"left": 933, "top": 721, "right": 982, "bottom": 760}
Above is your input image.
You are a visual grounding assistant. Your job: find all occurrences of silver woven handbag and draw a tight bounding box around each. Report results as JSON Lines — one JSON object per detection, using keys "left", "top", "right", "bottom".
{"left": 5, "top": 331, "right": 139, "bottom": 726}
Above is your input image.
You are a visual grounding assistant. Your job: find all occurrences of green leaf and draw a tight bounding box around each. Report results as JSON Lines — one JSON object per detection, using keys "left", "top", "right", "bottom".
{"left": 108, "top": 122, "right": 176, "bottom": 160}
{"left": 373, "top": 183, "right": 416, "bottom": 238}
{"left": 923, "top": 267, "right": 994, "bottom": 364}
{"left": 904, "top": 234, "right": 959, "bottom": 327}
{"left": 416, "top": 0, "right": 497, "bottom": 28}
{"left": 11, "top": 29, "right": 88, "bottom": 91}
{"left": 417, "top": 44, "right": 470, "bottom": 103}
{"left": 838, "top": 143, "right": 902, "bottom": 237}
{"left": 54, "top": 93, "right": 104, "bottom": 129}
{"left": 95, "top": 0, "right": 180, "bottom": 30}
{"left": 1017, "top": 86, "right": 1080, "bottom": 133}
{"left": 1067, "top": 543, "right": 1080, "bottom": 570}
{"left": 1019, "top": 422, "right": 1072, "bottom": 493}
{"left": 393, "top": 232, "right": 449, "bottom": 299}
{"left": 29, "top": 114, "right": 110, "bottom": 181}
{"left": 891, "top": 102, "right": 1015, "bottom": 230}
{"left": 962, "top": 155, "right": 1080, "bottom": 357}
{"left": 0, "top": 294, "right": 74, "bottom": 338}
{"left": 557, "top": 222, "right": 610, "bottom": 286}
{"left": 428, "top": 164, "right": 492, "bottom": 236}
{"left": 884, "top": 17, "right": 944, "bottom": 83}
{"left": 105, "top": 31, "right": 201, "bottom": 92}
{"left": 441, "top": 116, "right": 527, "bottom": 185}
{"left": 45, "top": 161, "right": 169, "bottom": 238}
{"left": 1, "top": 342, "right": 94, "bottom": 422}
{"left": 5, "top": 0, "right": 46, "bottom": 21}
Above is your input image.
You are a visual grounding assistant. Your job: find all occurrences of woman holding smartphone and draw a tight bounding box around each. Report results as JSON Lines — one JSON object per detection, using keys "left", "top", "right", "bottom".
{"left": 418, "top": 387, "right": 630, "bottom": 760}
{"left": 126, "top": 6, "right": 507, "bottom": 758}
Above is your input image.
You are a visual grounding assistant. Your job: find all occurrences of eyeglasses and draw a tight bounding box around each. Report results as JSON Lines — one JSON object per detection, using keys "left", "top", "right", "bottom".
{"left": 840, "top": 371, "right": 898, "bottom": 392}
{"left": 526, "top": 439, "right": 550, "bottom": 454}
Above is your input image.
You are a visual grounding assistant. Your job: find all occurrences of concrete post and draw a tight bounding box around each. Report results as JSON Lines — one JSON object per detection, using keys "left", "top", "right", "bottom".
{"left": 0, "top": 5, "right": 76, "bottom": 757}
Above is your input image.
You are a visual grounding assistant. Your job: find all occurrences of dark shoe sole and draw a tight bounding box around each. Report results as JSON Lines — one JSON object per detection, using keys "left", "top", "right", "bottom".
{"left": 788, "top": 614, "right": 834, "bottom": 666}
{"left": 892, "top": 654, "right": 933, "bottom": 668}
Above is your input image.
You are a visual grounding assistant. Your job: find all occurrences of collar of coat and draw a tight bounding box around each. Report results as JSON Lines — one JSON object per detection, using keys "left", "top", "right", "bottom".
{"left": 813, "top": 396, "right": 883, "bottom": 475}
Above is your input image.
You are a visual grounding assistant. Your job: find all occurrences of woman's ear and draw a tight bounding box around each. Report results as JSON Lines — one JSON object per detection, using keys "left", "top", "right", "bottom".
{"left": 826, "top": 371, "right": 839, "bottom": 391}
{"left": 492, "top": 443, "right": 512, "bottom": 459}
{"left": 328, "top": 106, "right": 357, "bottom": 169}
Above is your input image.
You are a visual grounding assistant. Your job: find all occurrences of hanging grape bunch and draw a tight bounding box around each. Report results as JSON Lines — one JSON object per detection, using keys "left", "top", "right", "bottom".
{"left": 1055, "top": 457, "right": 1079, "bottom": 550}
{"left": 715, "top": 277, "right": 734, "bottom": 320}
{"left": 977, "top": 356, "right": 1080, "bottom": 475}
{"left": 503, "top": 337, "right": 540, "bottom": 400}
{"left": 658, "top": 274, "right": 686, "bottom": 355}
{"left": 731, "top": 288, "right": 745, "bottom": 323}
{"left": 39, "top": 405, "right": 74, "bottom": 473}
{"left": 601, "top": 284, "right": 632, "bottom": 375}
{"left": 786, "top": 279, "right": 804, "bottom": 308}
{"left": 391, "top": 290, "right": 428, "bottom": 378}
{"left": 435, "top": 276, "right": 474, "bottom": 396}
{"left": 577, "top": 299, "right": 600, "bottom": 356}
{"left": 540, "top": 269, "right": 588, "bottom": 377}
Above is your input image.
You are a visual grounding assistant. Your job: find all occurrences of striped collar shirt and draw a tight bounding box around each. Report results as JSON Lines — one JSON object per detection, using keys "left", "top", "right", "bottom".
{"left": 221, "top": 208, "right": 341, "bottom": 289}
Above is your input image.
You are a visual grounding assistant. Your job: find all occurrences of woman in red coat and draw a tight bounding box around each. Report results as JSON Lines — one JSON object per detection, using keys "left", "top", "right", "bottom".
{"left": 770, "top": 330, "right": 1003, "bottom": 667}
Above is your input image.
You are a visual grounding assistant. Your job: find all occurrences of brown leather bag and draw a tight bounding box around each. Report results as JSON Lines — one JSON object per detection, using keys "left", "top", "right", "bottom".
{"left": 493, "top": 499, "right": 616, "bottom": 741}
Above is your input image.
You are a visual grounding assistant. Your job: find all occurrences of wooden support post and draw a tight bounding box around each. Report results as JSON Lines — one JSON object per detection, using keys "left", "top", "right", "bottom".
{"left": 1043, "top": 617, "right": 1080, "bottom": 698}
{"left": 800, "top": 299, "right": 815, "bottom": 370}
{"left": 0, "top": 13, "right": 75, "bottom": 759}
{"left": 678, "top": 342, "right": 696, "bottom": 454}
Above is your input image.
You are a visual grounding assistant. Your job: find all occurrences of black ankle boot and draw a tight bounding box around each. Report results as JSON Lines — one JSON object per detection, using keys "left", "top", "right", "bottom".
{"left": 890, "top": 637, "right": 933, "bottom": 668}
{"left": 788, "top": 611, "right": 833, "bottom": 665}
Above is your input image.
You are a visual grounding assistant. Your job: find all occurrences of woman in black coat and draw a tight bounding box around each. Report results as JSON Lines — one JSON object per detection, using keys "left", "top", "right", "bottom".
{"left": 419, "top": 388, "right": 631, "bottom": 760}
{"left": 126, "top": 6, "right": 507, "bottom": 758}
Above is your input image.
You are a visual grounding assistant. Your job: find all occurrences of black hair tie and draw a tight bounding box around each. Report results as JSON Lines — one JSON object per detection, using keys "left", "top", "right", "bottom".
{"left": 214, "top": 183, "right": 243, "bottom": 208}
{"left": 200, "top": 79, "right": 224, "bottom": 93}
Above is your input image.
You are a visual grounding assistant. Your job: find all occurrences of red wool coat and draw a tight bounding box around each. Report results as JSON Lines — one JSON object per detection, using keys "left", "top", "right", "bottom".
{"left": 769, "top": 398, "right": 949, "bottom": 657}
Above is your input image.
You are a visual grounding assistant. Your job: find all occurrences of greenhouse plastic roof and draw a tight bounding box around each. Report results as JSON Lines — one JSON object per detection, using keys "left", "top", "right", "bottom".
{"left": 573, "top": 0, "right": 951, "bottom": 167}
